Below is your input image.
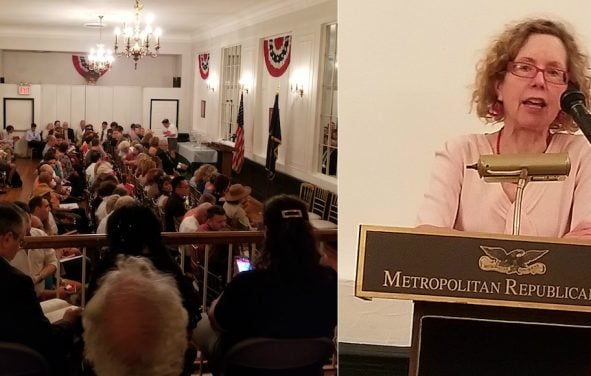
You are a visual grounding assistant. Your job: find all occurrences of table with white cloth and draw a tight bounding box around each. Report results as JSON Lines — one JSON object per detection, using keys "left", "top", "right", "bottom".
{"left": 178, "top": 143, "right": 218, "bottom": 163}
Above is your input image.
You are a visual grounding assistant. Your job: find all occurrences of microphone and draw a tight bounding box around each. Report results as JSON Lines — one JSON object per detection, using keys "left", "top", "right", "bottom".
{"left": 466, "top": 153, "right": 571, "bottom": 183}
{"left": 560, "top": 83, "right": 591, "bottom": 143}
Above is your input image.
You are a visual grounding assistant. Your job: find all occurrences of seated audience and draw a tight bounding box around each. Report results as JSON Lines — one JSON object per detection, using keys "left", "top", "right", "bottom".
{"left": 208, "top": 174, "right": 230, "bottom": 206}
{"left": 0, "top": 150, "right": 17, "bottom": 190}
{"left": 0, "top": 202, "right": 81, "bottom": 375}
{"left": 223, "top": 184, "right": 253, "bottom": 230}
{"left": 193, "top": 195, "right": 337, "bottom": 374}
{"left": 192, "top": 205, "right": 228, "bottom": 297}
{"left": 199, "top": 192, "right": 217, "bottom": 206}
{"left": 156, "top": 175, "right": 173, "bottom": 209}
{"left": 96, "top": 195, "right": 135, "bottom": 234}
{"left": 85, "top": 150, "right": 102, "bottom": 186}
{"left": 42, "top": 122, "right": 55, "bottom": 142}
{"left": 10, "top": 202, "right": 79, "bottom": 301}
{"left": 26, "top": 123, "right": 44, "bottom": 152}
{"left": 98, "top": 121, "right": 108, "bottom": 143}
{"left": 181, "top": 202, "right": 213, "bottom": 230}
{"left": 144, "top": 167, "right": 166, "bottom": 200}
{"left": 1, "top": 124, "right": 20, "bottom": 150}
{"left": 95, "top": 186, "right": 128, "bottom": 224}
{"left": 164, "top": 176, "right": 190, "bottom": 232}
{"left": 84, "top": 256, "right": 188, "bottom": 376}
{"left": 42, "top": 134, "right": 57, "bottom": 156}
{"left": 190, "top": 164, "right": 218, "bottom": 193}
{"left": 135, "top": 154, "right": 157, "bottom": 185}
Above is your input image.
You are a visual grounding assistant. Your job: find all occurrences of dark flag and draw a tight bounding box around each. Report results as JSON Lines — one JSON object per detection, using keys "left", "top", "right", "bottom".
{"left": 265, "top": 93, "right": 282, "bottom": 179}
{"left": 232, "top": 93, "right": 245, "bottom": 174}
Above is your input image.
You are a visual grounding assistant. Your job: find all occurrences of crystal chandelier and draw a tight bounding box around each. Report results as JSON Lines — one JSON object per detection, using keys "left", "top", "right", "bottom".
{"left": 88, "top": 16, "right": 114, "bottom": 73}
{"left": 114, "top": 0, "right": 162, "bottom": 70}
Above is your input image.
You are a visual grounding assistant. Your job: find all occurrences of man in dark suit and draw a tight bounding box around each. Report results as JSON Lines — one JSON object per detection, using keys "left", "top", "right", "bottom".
{"left": 62, "top": 121, "right": 76, "bottom": 144}
{"left": 0, "top": 202, "right": 81, "bottom": 374}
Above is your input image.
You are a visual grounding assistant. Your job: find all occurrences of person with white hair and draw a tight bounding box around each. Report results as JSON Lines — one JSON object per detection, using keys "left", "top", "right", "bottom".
{"left": 83, "top": 256, "right": 188, "bottom": 376}
{"left": 87, "top": 205, "right": 201, "bottom": 374}
{"left": 95, "top": 196, "right": 136, "bottom": 234}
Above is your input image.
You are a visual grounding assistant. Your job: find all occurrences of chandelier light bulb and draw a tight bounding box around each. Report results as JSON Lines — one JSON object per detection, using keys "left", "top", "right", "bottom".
{"left": 113, "top": 0, "right": 162, "bottom": 69}
{"left": 87, "top": 15, "right": 114, "bottom": 74}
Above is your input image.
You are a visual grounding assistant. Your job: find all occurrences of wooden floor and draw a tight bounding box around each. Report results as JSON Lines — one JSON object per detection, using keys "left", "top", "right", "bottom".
{"left": 0, "top": 157, "right": 39, "bottom": 203}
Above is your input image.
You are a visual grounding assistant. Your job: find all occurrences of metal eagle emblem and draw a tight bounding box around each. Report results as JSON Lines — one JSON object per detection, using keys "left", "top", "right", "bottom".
{"left": 479, "top": 246, "right": 548, "bottom": 275}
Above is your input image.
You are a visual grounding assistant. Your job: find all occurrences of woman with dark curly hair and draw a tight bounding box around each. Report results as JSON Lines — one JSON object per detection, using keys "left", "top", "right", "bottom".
{"left": 193, "top": 194, "right": 337, "bottom": 374}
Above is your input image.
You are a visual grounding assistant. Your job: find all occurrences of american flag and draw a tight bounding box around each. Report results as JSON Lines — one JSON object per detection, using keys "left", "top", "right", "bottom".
{"left": 232, "top": 93, "right": 245, "bottom": 174}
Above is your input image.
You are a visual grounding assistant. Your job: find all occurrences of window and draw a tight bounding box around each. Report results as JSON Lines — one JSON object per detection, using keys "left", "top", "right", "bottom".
{"left": 220, "top": 45, "right": 242, "bottom": 141}
{"left": 319, "top": 23, "right": 338, "bottom": 177}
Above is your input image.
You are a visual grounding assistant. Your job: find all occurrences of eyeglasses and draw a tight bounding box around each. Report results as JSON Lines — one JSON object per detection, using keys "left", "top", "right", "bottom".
{"left": 507, "top": 61, "right": 568, "bottom": 85}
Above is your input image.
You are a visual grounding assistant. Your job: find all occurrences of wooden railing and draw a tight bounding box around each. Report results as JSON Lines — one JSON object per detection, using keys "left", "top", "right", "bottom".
{"left": 23, "top": 229, "right": 337, "bottom": 309}
{"left": 23, "top": 229, "right": 337, "bottom": 248}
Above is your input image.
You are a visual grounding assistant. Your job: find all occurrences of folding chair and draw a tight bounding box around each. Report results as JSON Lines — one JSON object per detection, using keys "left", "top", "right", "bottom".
{"left": 221, "top": 337, "right": 335, "bottom": 376}
{"left": 0, "top": 341, "right": 50, "bottom": 376}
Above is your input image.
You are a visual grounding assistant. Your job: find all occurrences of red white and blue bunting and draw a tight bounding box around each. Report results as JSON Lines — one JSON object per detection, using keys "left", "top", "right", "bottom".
{"left": 71, "top": 55, "right": 107, "bottom": 84}
{"left": 263, "top": 35, "right": 291, "bottom": 77}
{"left": 198, "top": 53, "right": 210, "bottom": 80}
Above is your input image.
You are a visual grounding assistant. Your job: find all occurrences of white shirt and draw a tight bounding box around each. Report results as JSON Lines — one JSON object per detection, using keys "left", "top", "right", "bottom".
{"left": 86, "top": 163, "right": 97, "bottom": 186}
{"left": 10, "top": 227, "right": 58, "bottom": 296}
{"left": 26, "top": 129, "right": 41, "bottom": 142}
{"left": 162, "top": 123, "right": 177, "bottom": 138}
{"left": 179, "top": 215, "right": 199, "bottom": 233}
{"left": 95, "top": 198, "right": 111, "bottom": 223}
{"left": 96, "top": 212, "right": 111, "bottom": 234}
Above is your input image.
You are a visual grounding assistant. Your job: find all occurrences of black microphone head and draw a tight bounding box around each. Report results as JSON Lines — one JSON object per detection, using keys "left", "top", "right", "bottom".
{"left": 560, "top": 82, "right": 586, "bottom": 112}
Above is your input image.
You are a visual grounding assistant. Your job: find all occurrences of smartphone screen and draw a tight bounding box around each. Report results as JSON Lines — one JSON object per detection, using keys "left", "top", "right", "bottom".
{"left": 235, "top": 257, "right": 253, "bottom": 273}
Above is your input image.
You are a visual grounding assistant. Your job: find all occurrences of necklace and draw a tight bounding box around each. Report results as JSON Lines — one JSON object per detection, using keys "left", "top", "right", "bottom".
{"left": 495, "top": 127, "right": 553, "bottom": 154}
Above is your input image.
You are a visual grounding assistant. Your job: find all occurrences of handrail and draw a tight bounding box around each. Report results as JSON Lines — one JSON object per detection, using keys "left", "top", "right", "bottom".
{"left": 23, "top": 229, "right": 336, "bottom": 309}
{"left": 22, "top": 229, "right": 337, "bottom": 248}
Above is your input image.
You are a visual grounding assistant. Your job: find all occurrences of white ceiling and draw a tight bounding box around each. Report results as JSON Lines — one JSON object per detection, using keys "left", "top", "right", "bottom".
{"left": 0, "top": 0, "right": 329, "bottom": 42}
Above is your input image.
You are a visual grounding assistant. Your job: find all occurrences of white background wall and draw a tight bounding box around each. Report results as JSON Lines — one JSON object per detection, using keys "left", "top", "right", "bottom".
{"left": 192, "top": 0, "right": 337, "bottom": 192}
{"left": 2, "top": 51, "right": 179, "bottom": 87}
{"left": 339, "top": 0, "right": 591, "bottom": 346}
{"left": 0, "top": 83, "right": 180, "bottom": 138}
{"left": 0, "top": 35, "right": 194, "bottom": 132}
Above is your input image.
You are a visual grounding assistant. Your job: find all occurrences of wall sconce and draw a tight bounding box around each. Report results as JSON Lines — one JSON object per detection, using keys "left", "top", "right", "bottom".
{"left": 290, "top": 69, "right": 307, "bottom": 98}
{"left": 239, "top": 72, "right": 253, "bottom": 94}
{"left": 290, "top": 82, "right": 304, "bottom": 97}
{"left": 206, "top": 72, "right": 218, "bottom": 92}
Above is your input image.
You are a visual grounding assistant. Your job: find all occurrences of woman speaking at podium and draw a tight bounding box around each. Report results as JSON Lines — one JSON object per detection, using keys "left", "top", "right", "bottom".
{"left": 417, "top": 18, "right": 591, "bottom": 238}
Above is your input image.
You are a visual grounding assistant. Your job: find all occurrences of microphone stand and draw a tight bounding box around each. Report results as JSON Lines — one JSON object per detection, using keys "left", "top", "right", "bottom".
{"left": 513, "top": 169, "right": 529, "bottom": 236}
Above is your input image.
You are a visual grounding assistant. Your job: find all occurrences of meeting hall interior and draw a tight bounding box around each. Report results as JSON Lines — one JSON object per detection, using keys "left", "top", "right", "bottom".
{"left": 0, "top": 1, "right": 337, "bottom": 375}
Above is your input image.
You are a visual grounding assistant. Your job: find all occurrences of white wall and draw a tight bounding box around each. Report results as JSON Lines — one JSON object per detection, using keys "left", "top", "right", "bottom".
{"left": 2, "top": 51, "right": 178, "bottom": 87}
{"left": 339, "top": 0, "right": 591, "bottom": 346}
{"left": 192, "top": 0, "right": 337, "bottom": 192}
{"left": 0, "top": 83, "right": 182, "bottom": 141}
{"left": 0, "top": 35, "right": 194, "bottom": 133}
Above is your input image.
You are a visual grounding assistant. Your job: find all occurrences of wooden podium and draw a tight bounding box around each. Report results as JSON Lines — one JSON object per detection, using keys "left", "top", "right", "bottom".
{"left": 356, "top": 226, "right": 591, "bottom": 375}
{"left": 205, "top": 141, "right": 235, "bottom": 176}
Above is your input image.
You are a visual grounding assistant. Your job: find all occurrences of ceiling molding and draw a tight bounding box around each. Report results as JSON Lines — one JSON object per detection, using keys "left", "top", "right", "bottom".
{"left": 191, "top": 0, "right": 332, "bottom": 42}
